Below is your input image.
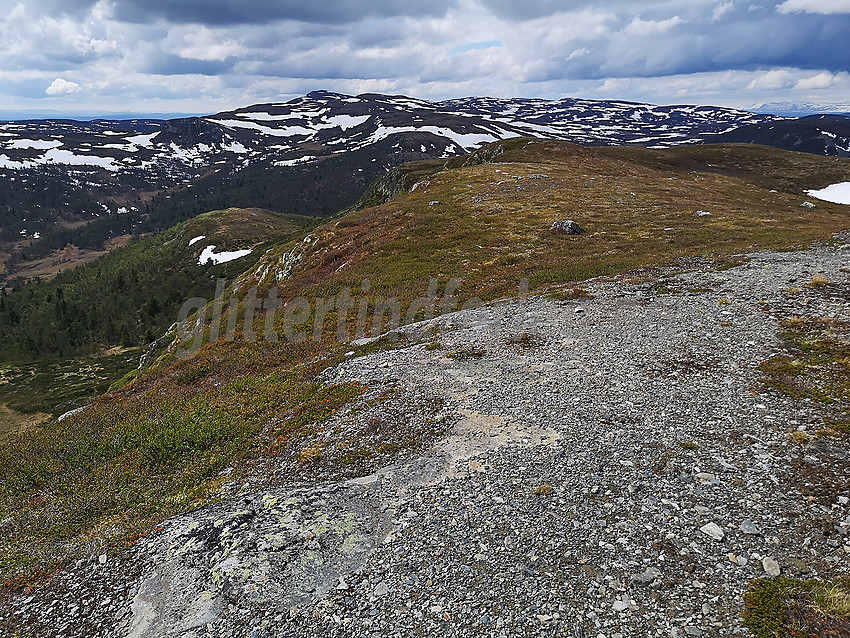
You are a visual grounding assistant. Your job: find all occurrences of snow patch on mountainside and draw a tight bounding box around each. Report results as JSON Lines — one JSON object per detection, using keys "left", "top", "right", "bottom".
{"left": 325, "top": 114, "right": 370, "bottom": 130}
{"left": 127, "top": 133, "right": 158, "bottom": 148}
{"left": 222, "top": 140, "right": 249, "bottom": 154}
{"left": 806, "top": 182, "right": 850, "bottom": 204}
{"left": 274, "top": 155, "right": 316, "bottom": 167}
{"left": 365, "top": 124, "right": 509, "bottom": 150}
{"left": 0, "top": 155, "right": 30, "bottom": 169}
{"left": 7, "top": 138, "right": 62, "bottom": 150}
{"left": 0, "top": 148, "right": 119, "bottom": 171}
{"left": 211, "top": 118, "right": 314, "bottom": 137}
{"left": 198, "top": 245, "right": 253, "bottom": 266}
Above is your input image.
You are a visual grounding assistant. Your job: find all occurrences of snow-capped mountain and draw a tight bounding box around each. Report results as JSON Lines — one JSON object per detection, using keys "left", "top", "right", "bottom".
{"left": 713, "top": 114, "right": 850, "bottom": 157}
{"left": 752, "top": 101, "right": 850, "bottom": 117}
{"left": 0, "top": 90, "right": 787, "bottom": 182}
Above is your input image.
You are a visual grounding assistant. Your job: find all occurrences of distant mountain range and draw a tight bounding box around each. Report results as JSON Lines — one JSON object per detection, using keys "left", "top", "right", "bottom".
{"left": 2, "top": 90, "right": 850, "bottom": 286}
{"left": 1, "top": 91, "right": 788, "bottom": 182}
{"left": 752, "top": 101, "right": 850, "bottom": 117}
{"left": 6, "top": 92, "right": 850, "bottom": 184}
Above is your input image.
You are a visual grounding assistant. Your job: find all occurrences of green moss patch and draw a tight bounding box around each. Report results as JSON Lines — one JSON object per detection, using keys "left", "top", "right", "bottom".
{"left": 743, "top": 577, "right": 850, "bottom": 638}
{"left": 759, "top": 316, "right": 850, "bottom": 426}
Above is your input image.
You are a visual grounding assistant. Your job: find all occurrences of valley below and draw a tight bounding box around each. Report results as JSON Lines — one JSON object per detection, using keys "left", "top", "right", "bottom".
{"left": 0, "top": 405, "right": 48, "bottom": 441}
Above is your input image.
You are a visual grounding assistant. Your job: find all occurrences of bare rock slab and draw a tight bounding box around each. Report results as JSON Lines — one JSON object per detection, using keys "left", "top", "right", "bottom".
{"left": 699, "top": 522, "right": 725, "bottom": 541}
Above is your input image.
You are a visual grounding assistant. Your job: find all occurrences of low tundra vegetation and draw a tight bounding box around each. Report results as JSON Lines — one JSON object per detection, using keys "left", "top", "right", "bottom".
{"left": 743, "top": 577, "right": 850, "bottom": 638}
{"left": 553, "top": 286, "right": 594, "bottom": 301}
{"left": 447, "top": 345, "right": 486, "bottom": 360}
{"left": 504, "top": 332, "right": 544, "bottom": 349}
{"left": 0, "top": 337, "right": 390, "bottom": 592}
{"left": 809, "top": 274, "right": 830, "bottom": 287}
{"left": 758, "top": 315, "right": 849, "bottom": 426}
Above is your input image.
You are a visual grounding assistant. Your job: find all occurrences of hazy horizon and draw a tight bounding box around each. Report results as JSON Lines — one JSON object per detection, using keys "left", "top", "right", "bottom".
{"left": 1, "top": 92, "right": 848, "bottom": 123}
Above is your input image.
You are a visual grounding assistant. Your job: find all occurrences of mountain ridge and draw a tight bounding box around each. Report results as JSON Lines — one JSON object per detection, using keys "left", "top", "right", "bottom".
{"left": 0, "top": 91, "right": 784, "bottom": 182}
{"left": 713, "top": 114, "right": 850, "bottom": 157}
{"left": 4, "top": 91, "right": 850, "bottom": 290}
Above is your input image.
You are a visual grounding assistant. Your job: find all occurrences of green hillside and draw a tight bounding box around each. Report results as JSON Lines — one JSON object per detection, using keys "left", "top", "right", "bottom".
{"left": 0, "top": 207, "right": 317, "bottom": 362}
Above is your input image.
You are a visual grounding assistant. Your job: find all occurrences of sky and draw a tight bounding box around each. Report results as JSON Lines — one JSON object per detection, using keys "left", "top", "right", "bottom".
{"left": 0, "top": 0, "right": 849, "bottom": 118}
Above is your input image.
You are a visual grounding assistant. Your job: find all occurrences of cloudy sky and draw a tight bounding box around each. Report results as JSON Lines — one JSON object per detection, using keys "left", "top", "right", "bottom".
{"left": 1, "top": 0, "right": 849, "bottom": 117}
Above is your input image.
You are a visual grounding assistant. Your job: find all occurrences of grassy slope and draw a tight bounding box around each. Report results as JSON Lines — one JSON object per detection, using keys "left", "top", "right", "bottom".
{"left": 2, "top": 139, "right": 850, "bottom": 593}
{"left": 256, "top": 140, "right": 850, "bottom": 305}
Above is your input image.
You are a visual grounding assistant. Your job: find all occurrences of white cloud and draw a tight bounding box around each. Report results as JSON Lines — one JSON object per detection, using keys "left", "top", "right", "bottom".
{"left": 164, "top": 27, "right": 245, "bottom": 61}
{"left": 712, "top": 1, "right": 735, "bottom": 20}
{"left": 623, "top": 16, "right": 683, "bottom": 36}
{"left": 46, "top": 77, "right": 82, "bottom": 94}
{"left": 776, "top": 0, "right": 850, "bottom": 14}
{"left": 747, "top": 69, "right": 795, "bottom": 90}
{"left": 795, "top": 71, "right": 836, "bottom": 88}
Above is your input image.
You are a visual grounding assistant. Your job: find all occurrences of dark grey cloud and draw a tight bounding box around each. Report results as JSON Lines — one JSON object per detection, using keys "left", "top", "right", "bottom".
{"left": 111, "top": 0, "right": 456, "bottom": 25}
{"left": 563, "top": 11, "right": 850, "bottom": 79}
{"left": 478, "top": 0, "right": 610, "bottom": 20}
{"left": 478, "top": 0, "right": 688, "bottom": 20}
{"left": 143, "top": 55, "right": 238, "bottom": 76}
{"left": 3, "top": 0, "right": 849, "bottom": 116}
{"left": 240, "top": 50, "right": 423, "bottom": 82}
{"left": 771, "top": 14, "right": 850, "bottom": 69}
{"left": 36, "top": 0, "right": 100, "bottom": 16}
{"left": 476, "top": 0, "right": 572, "bottom": 20}
{"left": 347, "top": 20, "right": 410, "bottom": 49}
{"left": 3, "top": 51, "right": 88, "bottom": 73}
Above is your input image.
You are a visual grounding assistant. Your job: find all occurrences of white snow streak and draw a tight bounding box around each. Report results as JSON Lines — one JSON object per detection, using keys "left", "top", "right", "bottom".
{"left": 198, "top": 245, "right": 253, "bottom": 265}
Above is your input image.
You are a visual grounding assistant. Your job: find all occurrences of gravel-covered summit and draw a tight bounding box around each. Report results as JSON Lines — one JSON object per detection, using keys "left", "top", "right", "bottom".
{"left": 3, "top": 238, "right": 849, "bottom": 638}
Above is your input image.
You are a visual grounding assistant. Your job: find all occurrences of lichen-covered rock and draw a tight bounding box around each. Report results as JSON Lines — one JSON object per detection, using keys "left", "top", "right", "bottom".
{"left": 125, "top": 483, "right": 384, "bottom": 637}
{"left": 550, "top": 220, "right": 585, "bottom": 234}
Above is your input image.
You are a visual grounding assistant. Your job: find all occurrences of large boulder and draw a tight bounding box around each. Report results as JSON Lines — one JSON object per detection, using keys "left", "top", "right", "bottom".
{"left": 551, "top": 220, "right": 585, "bottom": 235}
